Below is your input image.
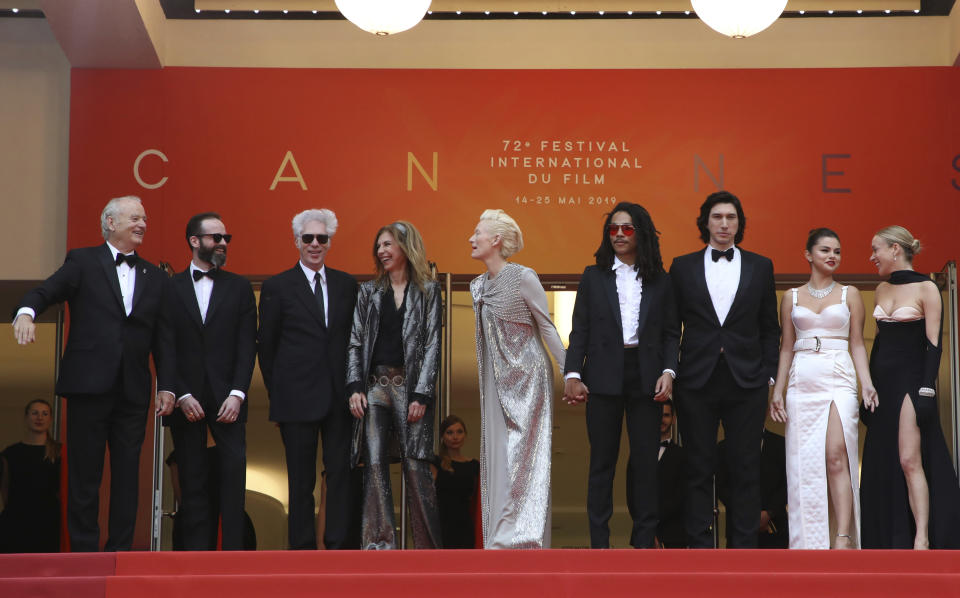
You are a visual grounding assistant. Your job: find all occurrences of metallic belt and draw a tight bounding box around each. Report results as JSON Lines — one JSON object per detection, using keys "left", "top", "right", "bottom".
{"left": 369, "top": 373, "right": 405, "bottom": 387}
{"left": 793, "top": 337, "right": 848, "bottom": 352}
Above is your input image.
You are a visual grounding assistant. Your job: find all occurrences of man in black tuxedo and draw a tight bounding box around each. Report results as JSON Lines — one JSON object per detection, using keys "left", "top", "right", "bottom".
{"left": 669, "top": 191, "right": 779, "bottom": 548}
{"left": 12, "top": 195, "right": 174, "bottom": 552}
{"left": 564, "top": 202, "right": 680, "bottom": 548}
{"left": 257, "top": 208, "right": 358, "bottom": 550}
{"left": 717, "top": 427, "right": 789, "bottom": 548}
{"left": 656, "top": 399, "right": 687, "bottom": 548}
{"left": 162, "top": 212, "right": 257, "bottom": 550}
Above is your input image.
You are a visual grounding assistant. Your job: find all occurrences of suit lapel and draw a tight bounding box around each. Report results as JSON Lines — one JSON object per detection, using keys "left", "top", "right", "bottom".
{"left": 636, "top": 276, "right": 652, "bottom": 338}
{"left": 293, "top": 265, "right": 325, "bottom": 327}
{"left": 729, "top": 250, "right": 755, "bottom": 320}
{"left": 131, "top": 253, "right": 147, "bottom": 312}
{"left": 175, "top": 271, "right": 204, "bottom": 329}
{"left": 602, "top": 269, "right": 623, "bottom": 332}
{"left": 694, "top": 252, "right": 721, "bottom": 327}
{"left": 98, "top": 244, "right": 126, "bottom": 314}
{"left": 205, "top": 272, "right": 227, "bottom": 325}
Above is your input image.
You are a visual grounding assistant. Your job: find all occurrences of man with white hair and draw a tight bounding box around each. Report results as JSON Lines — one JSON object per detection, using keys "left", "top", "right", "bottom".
{"left": 257, "top": 208, "right": 358, "bottom": 549}
{"left": 12, "top": 195, "right": 174, "bottom": 551}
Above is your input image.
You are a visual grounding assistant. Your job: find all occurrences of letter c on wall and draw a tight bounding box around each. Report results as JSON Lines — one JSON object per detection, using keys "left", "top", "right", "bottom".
{"left": 134, "top": 149, "right": 169, "bottom": 190}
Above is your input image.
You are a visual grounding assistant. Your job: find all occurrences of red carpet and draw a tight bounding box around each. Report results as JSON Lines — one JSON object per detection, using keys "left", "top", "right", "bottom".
{"left": 2, "top": 550, "right": 958, "bottom": 598}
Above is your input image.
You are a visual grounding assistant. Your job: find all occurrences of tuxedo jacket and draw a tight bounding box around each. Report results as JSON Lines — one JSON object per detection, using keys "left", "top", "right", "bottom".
{"left": 564, "top": 266, "right": 680, "bottom": 397}
{"left": 669, "top": 248, "right": 779, "bottom": 390}
{"left": 657, "top": 441, "right": 687, "bottom": 547}
{"left": 162, "top": 268, "right": 258, "bottom": 422}
{"left": 15, "top": 243, "right": 172, "bottom": 400}
{"left": 257, "top": 263, "right": 357, "bottom": 422}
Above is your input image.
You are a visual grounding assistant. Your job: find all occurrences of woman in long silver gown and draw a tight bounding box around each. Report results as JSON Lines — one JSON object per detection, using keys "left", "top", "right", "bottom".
{"left": 468, "top": 209, "right": 566, "bottom": 549}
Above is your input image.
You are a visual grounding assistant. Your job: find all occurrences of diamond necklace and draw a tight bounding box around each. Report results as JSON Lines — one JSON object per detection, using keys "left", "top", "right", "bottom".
{"left": 807, "top": 281, "right": 836, "bottom": 299}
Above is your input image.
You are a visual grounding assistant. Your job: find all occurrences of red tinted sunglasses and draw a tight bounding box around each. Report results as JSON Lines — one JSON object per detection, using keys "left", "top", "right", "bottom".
{"left": 607, "top": 224, "right": 635, "bottom": 237}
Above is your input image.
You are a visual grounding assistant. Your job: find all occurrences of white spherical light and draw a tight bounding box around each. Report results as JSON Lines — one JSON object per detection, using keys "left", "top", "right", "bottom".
{"left": 691, "top": 0, "right": 789, "bottom": 38}
{"left": 335, "top": 0, "right": 432, "bottom": 36}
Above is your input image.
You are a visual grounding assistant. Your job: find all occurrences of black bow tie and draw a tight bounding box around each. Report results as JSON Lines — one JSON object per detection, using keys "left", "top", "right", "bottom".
{"left": 660, "top": 440, "right": 671, "bottom": 447}
{"left": 711, "top": 247, "right": 734, "bottom": 262}
{"left": 115, "top": 253, "right": 137, "bottom": 268}
{"left": 193, "top": 269, "right": 217, "bottom": 282}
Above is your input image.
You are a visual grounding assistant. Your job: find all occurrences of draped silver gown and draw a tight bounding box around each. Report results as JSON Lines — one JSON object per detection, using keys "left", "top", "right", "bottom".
{"left": 471, "top": 263, "right": 566, "bottom": 549}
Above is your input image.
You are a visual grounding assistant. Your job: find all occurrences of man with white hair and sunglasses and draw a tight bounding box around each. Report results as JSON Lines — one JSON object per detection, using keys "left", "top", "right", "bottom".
{"left": 257, "top": 208, "right": 359, "bottom": 550}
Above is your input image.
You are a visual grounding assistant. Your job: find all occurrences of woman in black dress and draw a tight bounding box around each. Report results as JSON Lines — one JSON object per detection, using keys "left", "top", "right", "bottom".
{"left": 0, "top": 399, "right": 61, "bottom": 553}
{"left": 861, "top": 226, "right": 960, "bottom": 549}
{"left": 433, "top": 415, "right": 480, "bottom": 549}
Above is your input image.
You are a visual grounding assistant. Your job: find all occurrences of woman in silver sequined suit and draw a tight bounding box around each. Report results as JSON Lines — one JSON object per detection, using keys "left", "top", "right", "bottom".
{"left": 469, "top": 209, "right": 566, "bottom": 548}
{"left": 347, "top": 221, "right": 443, "bottom": 549}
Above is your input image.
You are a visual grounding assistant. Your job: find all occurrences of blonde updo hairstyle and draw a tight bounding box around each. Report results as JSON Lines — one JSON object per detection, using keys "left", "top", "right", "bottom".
{"left": 479, "top": 209, "right": 524, "bottom": 259}
{"left": 876, "top": 225, "right": 921, "bottom": 263}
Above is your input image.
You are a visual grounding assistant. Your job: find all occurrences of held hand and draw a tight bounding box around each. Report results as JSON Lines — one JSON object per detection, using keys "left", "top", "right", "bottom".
{"left": 653, "top": 373, "right": 673, "bottom": 402}
{"left": 861, "top": 385, "right": 879, "bottom": 413}
{"left": 348, "top": 392, "right": 367, "bottom": 419}
{"left": 13, "top": 314, "right": 36, "bottom": 345}
{"left": 563, "top": 378, "right": 589, "bottom": 406}
{"left": 156, "top": 391, "right": 175, "bottom": 416}
{"left": 759, "top": 510, "right": 772, "bottom": 533}
{"left": 407, "top": 401, "right": 426, "bottom": 423}
{"left": 217, "top": 395, "right": 243, "bottom": 423}
{"left": 180, "top": 396, "right": 205, "bottom": 422}
{"left": 769, "top": 391, "right": 787, "bottom": 423}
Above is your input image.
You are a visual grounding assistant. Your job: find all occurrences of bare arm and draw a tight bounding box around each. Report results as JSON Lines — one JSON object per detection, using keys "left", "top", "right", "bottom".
{"left": 846, "top": 287, "right": 878, "bottom": 411}
{"left": 769, "top": 291, "right": 795, "bottom": 423}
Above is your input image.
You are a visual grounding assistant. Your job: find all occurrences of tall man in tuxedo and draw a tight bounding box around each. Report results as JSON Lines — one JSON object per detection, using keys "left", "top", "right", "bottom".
{"left": 564, "top": 202, "right": 680, "bottom": 548}
{"left": 257, "top": 209, "right": 358, "bottom": 550}
{"left": 162, "top": 212, "right": 257, "bottom": 550}
{"left": 12, "top": 195, "right": 174, "bottom": 551}
{"left": 669, "top": 191, "right": 779, "bottom": 548}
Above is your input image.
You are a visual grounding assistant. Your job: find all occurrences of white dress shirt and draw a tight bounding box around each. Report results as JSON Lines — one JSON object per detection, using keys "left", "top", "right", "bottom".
{"left": 300, "top": 261, "right": 328, "bottom": 326}
{"left": 703, "top": 244, "right": 741, "bottom": 325}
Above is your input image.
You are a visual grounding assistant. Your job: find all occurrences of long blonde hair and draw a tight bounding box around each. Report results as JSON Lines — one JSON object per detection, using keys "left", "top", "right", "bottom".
{"left": 373, "top": 221, "right": 434, "bottom": 291}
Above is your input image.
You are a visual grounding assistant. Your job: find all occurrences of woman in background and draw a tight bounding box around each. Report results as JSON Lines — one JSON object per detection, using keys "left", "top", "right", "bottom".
{"left": 769, "top": 228, "right": 876, "bottom": 549}
{"left": 860, "top": 225, "right": 960, "bottom": 549}
{"left": 347, "top": 221, "right": 442, "bottom": 550}
{"left": 433, "top": 415, "right": 480, "bottom": 549}
{"left": 469, "top": 209, "right": 566, "bottom": 549}
{"left": 0, "top": 399, "right": 61, "bottom": 553}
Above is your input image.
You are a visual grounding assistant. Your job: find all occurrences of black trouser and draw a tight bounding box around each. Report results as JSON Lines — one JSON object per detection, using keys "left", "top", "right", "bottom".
{"left": 585, "top": 348, "right": 661, "bottom": 548}
{"left": 678, "top": 356, "right": 767, "bottom": 548}
{"left": 169, "top": 389, "right": 246, "bottom": 550}
{"left": 279, "top": 405, "right": 357, "bottom": 550}
{"left": 65, "top": 379, "right": 149, "bottom": 552}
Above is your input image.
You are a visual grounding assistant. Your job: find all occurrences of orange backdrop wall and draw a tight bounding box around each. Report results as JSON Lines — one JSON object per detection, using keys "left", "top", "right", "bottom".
{"left": 68, "top": 67, "right": 960, "bottom": 276}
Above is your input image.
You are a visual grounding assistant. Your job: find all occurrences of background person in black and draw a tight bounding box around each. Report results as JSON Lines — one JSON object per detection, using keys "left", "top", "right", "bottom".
{"left": 0, "top": 399, "right": 61, "bottom": 553}
{"left": 432, "top": 415, "right": 480, "bottom": 549}
{"left": 258, "top": 209, "right": 358, "bottom": 550}
{"left": 717, "top": 427, "right": 789, "bottom": 548}
{"left": 12, "top": 195, "right": 174, "bottom": 552}
{"left": 669, "top": 191, "right": 779, "bottom": 548}
{"left": 655, "top": 399, "right": 686, "bottom": 548}
{"left": 563, "top": 202, "right": 680, "bottom": 549}
{"left": 162, "top": 212, "right": 257, "bottom": 550}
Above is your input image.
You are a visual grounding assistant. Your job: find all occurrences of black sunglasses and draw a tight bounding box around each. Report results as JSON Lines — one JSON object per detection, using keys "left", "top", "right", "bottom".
{"left": 198, "top": 233, "right": 232, "bottom": 244}
{"left": 301, "top": 233, "right": 330, "bottom": 245}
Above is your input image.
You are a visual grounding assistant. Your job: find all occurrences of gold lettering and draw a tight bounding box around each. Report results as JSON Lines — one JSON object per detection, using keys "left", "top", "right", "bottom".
{"left": 269, "top": 151, "right": 307, "bottom": 191}
{"left": 407, "top": 151, "right": 438, "bottom": 191}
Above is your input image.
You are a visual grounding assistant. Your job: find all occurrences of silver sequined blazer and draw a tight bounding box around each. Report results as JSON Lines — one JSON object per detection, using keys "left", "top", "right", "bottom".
{"left": 346, "top": 279, "right": 442, "bottom": 466}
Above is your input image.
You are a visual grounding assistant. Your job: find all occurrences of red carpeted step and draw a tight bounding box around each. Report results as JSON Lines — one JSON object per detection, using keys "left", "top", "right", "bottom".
{"left": 113, "top": 549, "right": 960, "bottom": 576}
{"left": 0, "top": 552, "right": 115, "bottom": 577}
{"left": 0, "top": 576, "right": 107, "bottom": 598}
{"left": 105, "top": 571, "right": 960, "bottom": 598}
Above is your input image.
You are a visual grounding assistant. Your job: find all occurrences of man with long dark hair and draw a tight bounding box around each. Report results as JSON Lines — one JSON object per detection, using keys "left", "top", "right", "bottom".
{"left": 669, "top": 190, "right": 779, "bottom": 548}
{"left": 564, "top": 202, "right": 680, "bottom": 548}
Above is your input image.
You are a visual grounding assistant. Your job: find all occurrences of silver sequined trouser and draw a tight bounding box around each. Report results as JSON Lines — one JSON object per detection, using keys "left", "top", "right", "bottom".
{"left": 361, "top": 367, "right": 441, "bottom": 550}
